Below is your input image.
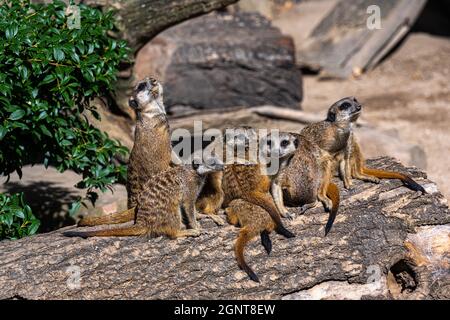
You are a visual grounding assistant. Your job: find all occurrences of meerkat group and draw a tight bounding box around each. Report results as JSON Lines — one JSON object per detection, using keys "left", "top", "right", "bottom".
{"left": 65, "top": 78, "right": 426, "bottom": 282}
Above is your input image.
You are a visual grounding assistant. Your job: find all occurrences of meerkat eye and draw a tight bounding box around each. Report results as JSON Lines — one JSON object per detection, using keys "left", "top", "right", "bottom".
{"left": 339, "top": 102, "right": 351, "bottom": 110}
{"left": 280, "top": 139, "right": 289, "bottom": 148}
{"left": 266, "top": 139, "right": 272, "bottom": 148}
{"left": 293, "top": 138, "right": 299, "bottom": 148}
{"left": 137, "top": 82, "right": 147, "bottom": 92}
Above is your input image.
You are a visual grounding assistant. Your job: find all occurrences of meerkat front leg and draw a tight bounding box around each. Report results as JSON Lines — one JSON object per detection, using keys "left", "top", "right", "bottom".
{"left": 271, "top": 182, "right": 292, "bottom": 220}
{"left": 339, "top": 159, "right": 353, "bottom": 189}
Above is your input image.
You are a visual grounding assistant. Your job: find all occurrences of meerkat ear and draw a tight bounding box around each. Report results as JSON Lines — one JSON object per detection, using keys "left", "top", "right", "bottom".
{"left": 128, "top": 98, "right": 138, "bottom": 109}
{"left": 327, "top": 111, "right": 336, "bottom": 122}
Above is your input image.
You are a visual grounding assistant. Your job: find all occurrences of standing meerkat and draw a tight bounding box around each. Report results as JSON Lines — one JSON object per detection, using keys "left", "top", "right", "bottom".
{"left": 64, "top": 157, "right": 223, "bottom": 238}
{"left": 225, "top": 199, "right": 275, "bottom": 282}
{"left": 273, "top": 133, "right": 340, "bottom": 235}
{"left": 220, "top": 129, "right": 299, "bottom": 239}
{"left": 78, "top": 77, "right": 177, "bottom": 227}
{"left": 301, "top": 97, "right": 426, "bottom": 193}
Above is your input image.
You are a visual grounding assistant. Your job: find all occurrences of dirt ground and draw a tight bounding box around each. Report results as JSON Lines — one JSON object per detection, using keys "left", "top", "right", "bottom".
{"left": 300, "top": 33, "right": 450, "bottom": 200}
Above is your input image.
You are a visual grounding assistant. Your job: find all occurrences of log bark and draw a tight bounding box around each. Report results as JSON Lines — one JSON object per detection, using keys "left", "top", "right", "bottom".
{"left": 0, "top": 157, "right": 449, "bottom": 300}
{"left": 81, "top": 0, "right": 239, "bottom": 51}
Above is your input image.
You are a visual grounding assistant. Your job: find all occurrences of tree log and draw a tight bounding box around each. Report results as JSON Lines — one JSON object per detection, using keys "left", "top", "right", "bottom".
{"left": 0, "top": 157, "right": 449, "bottom": 299}
{"left": 81, "top": 0, "right": 239, "bottom": 51}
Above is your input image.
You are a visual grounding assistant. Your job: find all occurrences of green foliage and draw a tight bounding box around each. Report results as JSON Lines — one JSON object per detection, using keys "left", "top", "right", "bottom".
{"left": 0, "top": 192, "right": 40, "bottom": 239}
{"left": 0, "top": 0, "right": 130, "bottom": 238}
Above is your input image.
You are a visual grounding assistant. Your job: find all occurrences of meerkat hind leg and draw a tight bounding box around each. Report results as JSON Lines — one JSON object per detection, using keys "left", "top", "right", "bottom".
{"left": 318, "top": 161, "right": 333, "bottom": 212}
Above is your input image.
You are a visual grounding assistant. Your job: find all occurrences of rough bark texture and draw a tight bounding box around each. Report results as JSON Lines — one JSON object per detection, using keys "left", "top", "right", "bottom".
{"left": 80, "top": 0, "right": 239, "bottom": 51}
{"left": 134, "top": 11, "right": 303, "bottom": 113}
{"left": 0, "top": 157, "right": 449, "bottom": 300}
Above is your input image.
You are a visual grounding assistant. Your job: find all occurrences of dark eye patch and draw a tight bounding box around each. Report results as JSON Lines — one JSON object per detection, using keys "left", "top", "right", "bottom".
{"left": 339, "top": 102, "right": 351, "bottom": 110}
{"left": 137, "top": 82, "right": 147, "bottom": 92}
{"left": 128, "top": 99, "right": 138, "bottom": 109}
{"left": 280, "top": 139, "right": 289, "bottom": 147}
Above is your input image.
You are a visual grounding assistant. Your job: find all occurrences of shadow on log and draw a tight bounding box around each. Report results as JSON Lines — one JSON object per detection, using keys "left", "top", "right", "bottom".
{"left": 0, "top": 157, "right": 449, "bottom": 299}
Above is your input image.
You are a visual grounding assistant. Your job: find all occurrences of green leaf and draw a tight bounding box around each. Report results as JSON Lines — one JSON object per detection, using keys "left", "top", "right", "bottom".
{"left": 28, "top": 220, "right": 40, "bottom": 235}
{"left": 5, "top": 25, "right": 18, "bottom": 39}
{"left": 41, "top": 74, "right": 55, "bottom": 84}
{"left": 9, "top": 109, "right": 26, "bottom": 121}
{"left": 0, "top": 126, "right": 7, "bottom": 140}
{"left": 40, "top": 125, "right": 52, "bottom": 137}
{"left": 69, "top": 201, "right": 81, "bottom": 216}
{"left": 53, "top": 48, "right": 65, "bottom": 62}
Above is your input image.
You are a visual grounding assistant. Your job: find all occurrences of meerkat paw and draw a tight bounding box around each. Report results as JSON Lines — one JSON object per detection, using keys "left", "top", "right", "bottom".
{"left": 199, "top": 213, "right": 225, "bottom": 226}
{"left": 281, "top": 208, "right": 294, "bottom": 221}
{"left": 343, "top": 179, "right": 353, "bottom": 190}
{"left": 368, "top": 176, "right": 380, "bottom": 184}
{"left": 299, "top": 201, "right": 319, "bottom": 214}
{"left": 176, "top": 229, "right": 202, "bottom": 238}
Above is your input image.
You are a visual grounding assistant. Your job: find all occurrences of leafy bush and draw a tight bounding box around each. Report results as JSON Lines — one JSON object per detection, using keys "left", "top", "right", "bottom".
{"left": 0, "top": 192, "right": 39, "bottom": 239}
{"left": 0, "top": 0, "right": 130, "bottom": 238}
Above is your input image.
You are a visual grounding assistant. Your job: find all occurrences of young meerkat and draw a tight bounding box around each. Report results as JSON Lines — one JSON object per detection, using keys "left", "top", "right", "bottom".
{"left": 225, "top": 199, "right": 275, "bottom": 282}
{"left": 272, "top": 133, "right": 340, "bottom": 235}
{"left": 78, "top": 77, "right": 176, "bottom": 227}
{"left": 64, "top": 157, "right": 223, "bottom": 238}
{"left": 301, "top": 96, "right": 426, "bottom": 193}
{"left": 220, "top": 129, "right": 299, "bottom": 239}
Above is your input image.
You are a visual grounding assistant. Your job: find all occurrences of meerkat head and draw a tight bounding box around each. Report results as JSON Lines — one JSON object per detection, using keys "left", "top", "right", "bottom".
{"left": 128, "top": 77, "right": 165, "bottom": 115}
{"left": 326, "top": 96, "right": 362, "bottom": 123}
{"left": 224, "top": 126, "right": 258, "bottom": 164}
{"left": 261, "top": 131, "right": 299, "bottom": 159}
{"left": 192, "top": 155, "right": 224, "bottom": 175}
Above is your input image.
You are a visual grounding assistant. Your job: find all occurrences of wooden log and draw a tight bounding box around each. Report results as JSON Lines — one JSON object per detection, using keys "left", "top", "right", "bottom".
{"left": 0, "top": 157, "right": 448, "bottom": 299}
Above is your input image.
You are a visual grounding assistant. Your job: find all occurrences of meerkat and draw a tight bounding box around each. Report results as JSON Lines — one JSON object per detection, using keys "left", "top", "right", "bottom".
{"left": 78, "top": 77, "right": 176, "bottom": 227}
{"left": 64, "top": 157, "right": 223, "bottom": 238}
{"left": 273, "top": 133, "right": 340, "bottom": 235}
{"left": 301, "top": 96, "right": 426, "bottom": 193}
{"left": 225, "top": 199, "right": 275, "bottom": 282}
{"left": 220, "top": 129, "right": 299, "bottom": 239}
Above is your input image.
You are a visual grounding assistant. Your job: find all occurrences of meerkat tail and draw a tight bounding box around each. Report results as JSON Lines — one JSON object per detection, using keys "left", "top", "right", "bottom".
{"left": 245, "top": 193, "right": 295, "bottom": 238}
{"left": 63, "top": 225, "right": 148, "bottom": 238}
{"left": 235, "top": 227, "right": 260, "bottom": 282}
{"left": 78, "top": 207, "right": 136, "bottom": 227}
{"left": 324, "top": 182, "right": 340, "bottom": 236}
{"left": 260, "top": 230, "right": 272, "bottom": 255}
{"left": 362, "top": 167, "right": 426, "bottom": 193}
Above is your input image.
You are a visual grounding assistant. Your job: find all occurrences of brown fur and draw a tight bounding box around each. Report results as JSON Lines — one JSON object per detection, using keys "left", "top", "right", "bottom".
{"left": 200, "top": 128, "right": 298, "bottom": 238}
{"left": 273, "top": 134, "right": 340, "bottom": 234}
{"left": 302, "top": 97, "right": 425, "bottom": 193}
{"left": 225, "top": 199, "right": 275, "bottom": 282}
{"left": 78, "top": 77, "right": 175, "bottom": 227}
{"left": 64, "top": 164, "right": 219, "bottom": 239}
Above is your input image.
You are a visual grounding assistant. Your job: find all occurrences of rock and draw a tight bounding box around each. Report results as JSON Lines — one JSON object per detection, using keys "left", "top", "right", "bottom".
{"left": 134, "top": 12, "right": 303, "bottom": 113}
{"left": 0, "top": 157, "right": 448, "bottom": 299}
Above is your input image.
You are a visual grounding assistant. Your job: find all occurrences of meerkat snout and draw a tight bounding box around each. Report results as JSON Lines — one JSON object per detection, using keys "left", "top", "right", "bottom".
{"left": 129, "top": 77, "right": 165, "bottom": 115}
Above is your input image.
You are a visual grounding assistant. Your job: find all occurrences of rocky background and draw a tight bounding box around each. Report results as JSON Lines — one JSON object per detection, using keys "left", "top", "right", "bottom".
{"left": 2, "top": 0, "right": 449, "bottom": 299}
